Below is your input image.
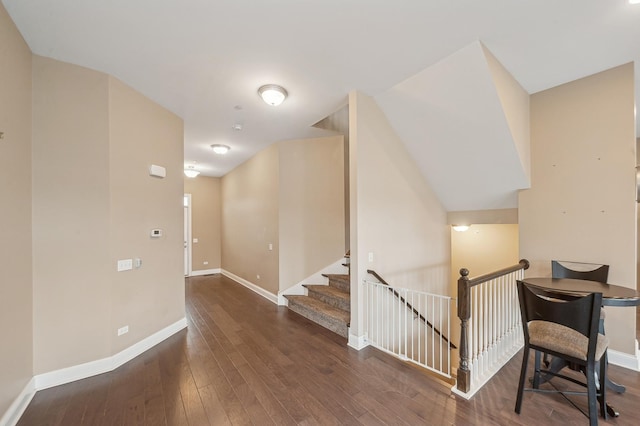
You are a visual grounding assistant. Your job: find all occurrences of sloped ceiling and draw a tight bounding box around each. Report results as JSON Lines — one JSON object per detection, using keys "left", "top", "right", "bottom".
{"left": 5, "top": 0, "right": 640, "bottom": 210}
{"left": 376, "top": 41, "right": 530, "bottom": 211}
{"left": 4, "top": 1, "right": 640, "bottom": 182}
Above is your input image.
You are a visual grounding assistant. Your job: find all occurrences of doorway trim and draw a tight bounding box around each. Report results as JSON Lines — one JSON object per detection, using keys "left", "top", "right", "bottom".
{"left": 184, "top": 193, "right": 192, "bottom": 277}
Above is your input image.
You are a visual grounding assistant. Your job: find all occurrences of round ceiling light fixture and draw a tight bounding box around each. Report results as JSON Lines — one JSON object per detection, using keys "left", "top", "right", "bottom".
{"left": 258, "top": 84, "right": 288, "bottom": 106}
{"left": 184, "top": 165, "right": 200, "bottom": 178}
{"left": 211, "top": 144, "right": 230, "bottom": 154}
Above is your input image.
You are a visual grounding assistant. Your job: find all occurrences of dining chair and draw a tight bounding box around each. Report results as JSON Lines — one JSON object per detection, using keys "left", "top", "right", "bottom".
{"left": 546, "top": 260, "right": 609, "bottom": 366}
{"left": 551, "top": 260, "right": 609, "bottom": 283}
{"left": 515, "top": 281, "right": 608, "bottom": 426}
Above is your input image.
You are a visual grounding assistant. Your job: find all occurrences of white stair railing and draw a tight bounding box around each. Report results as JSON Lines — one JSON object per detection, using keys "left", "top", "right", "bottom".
{"left": 362, "top": 280, "right": 454, "bottom": 380}
{"left": 453, "top": 259, "right": 529, "bottom": 399}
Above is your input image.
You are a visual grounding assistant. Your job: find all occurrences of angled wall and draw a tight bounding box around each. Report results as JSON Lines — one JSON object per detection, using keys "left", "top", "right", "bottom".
{"left": 0, "top": 3, "right": 33, "bottom": 419}
{"left": 520, "top": 63, "right": 636, "bottom": 355}
{"left": 108, "top": 77, "right": 185, "bottom": 355}
{"left": 348, "top": 90, "right": 450, "bottom": 343}
{"left": 222, "top": 144, "right": 280, "bottom": 294}
{"left": 32, "top": 56, "right": 184, "bottom": 374}
{"left": 32, "top": 56, "right": 112, "bottom": 374}
{"left": 375, "top": 41, "right": 530, "bottom": 211}
{"left": 221, "top": 136, "right": 346, "bottom": 297}
{"left": 279, "top": 136, "right": 345, "bottom": 291}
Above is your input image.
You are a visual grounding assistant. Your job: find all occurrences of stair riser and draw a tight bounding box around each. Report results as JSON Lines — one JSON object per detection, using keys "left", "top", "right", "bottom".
{"left": 307, "top": 289, "right": 350, "bottom": 312}
{"left": 287, "top": 300, "right": 348, "bottom": 338}
{"left": 328, "top": 277, "right": 349, "bottom": 292}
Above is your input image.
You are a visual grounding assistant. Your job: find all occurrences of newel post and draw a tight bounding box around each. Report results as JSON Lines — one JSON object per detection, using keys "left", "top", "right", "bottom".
{"left": 456, "top": 268, "right": 471, "bottom": 393}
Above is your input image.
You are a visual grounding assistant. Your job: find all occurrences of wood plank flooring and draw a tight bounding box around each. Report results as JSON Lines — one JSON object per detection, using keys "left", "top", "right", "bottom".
{"left": 17, "top": 274, "right": 640, "bottom": 425}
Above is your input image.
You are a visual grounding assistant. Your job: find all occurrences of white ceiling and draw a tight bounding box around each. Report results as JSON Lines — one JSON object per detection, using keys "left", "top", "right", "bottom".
{"left": 4, "top": 1, "right": 640, "bottom": 209}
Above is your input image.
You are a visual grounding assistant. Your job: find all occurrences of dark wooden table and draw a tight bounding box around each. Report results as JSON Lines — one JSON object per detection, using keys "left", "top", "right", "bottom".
{"left": 521, "top": 277, "right": 640, "bottom": 307}
{"left": 519, "top": 277, "right": 640, "bottom": 418}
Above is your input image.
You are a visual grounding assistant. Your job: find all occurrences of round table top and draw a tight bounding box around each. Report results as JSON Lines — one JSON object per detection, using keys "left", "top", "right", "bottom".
{"left": 520, "top": 277, "right": 640, "bottom": 307}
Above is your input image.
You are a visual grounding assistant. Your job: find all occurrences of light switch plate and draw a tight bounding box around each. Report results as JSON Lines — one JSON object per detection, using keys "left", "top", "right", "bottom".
{"left": 117, "top": 259, "right": 133, "bottom": 271}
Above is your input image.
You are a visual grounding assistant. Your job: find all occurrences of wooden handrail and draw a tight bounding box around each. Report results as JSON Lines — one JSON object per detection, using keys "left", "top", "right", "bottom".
{"left": 460, "top": 259, "right": 530, "bottom": 288}
{"left": 366, "top": 269, "right": 457, "bottom": 349}
{"left": 456, "top": 258, "right": 529, "bottom": 393}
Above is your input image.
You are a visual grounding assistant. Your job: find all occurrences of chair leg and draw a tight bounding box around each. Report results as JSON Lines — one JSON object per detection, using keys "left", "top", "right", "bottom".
{"left": 532, "top": 350, "right": 542, "bottom": 389}
{"left": 599, "top": 353, "right": 607, "bottom": 420}
{"left": 515, "top": 347, "right": 530, "bottom": 414}
{"left": 586, "top": 362, "right": 598, "bottom": 426}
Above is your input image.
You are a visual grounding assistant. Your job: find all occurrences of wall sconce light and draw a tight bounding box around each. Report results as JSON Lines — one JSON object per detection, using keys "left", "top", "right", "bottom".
{"left": 258, "top": 84, "right": 288, "bottom": 106}
{"left": 184, "top": 165, "right": 200, "bottom": 178}
{"left": 452, "top": 225, "right": 470, "bottom": 232}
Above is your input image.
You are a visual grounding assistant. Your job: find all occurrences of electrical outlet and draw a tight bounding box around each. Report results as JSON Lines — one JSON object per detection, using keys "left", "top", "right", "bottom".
{"left": 117, "top": 326, "right": 129, "bottom": 336}
{"left": 203, "top": 261, "right": 209, "bottom": 265}
{"left": 256, "top": 274, "right": 261, "bottom": 280}
{"left": 117, "top": 259, "right": 133, "bottom": 271}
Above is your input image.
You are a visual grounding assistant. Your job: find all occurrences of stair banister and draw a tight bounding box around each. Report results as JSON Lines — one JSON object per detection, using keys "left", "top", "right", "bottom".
{"left": 366, "top": 269, "right": 456, "bottom": 349}
{"left": 456, "top": 259, "right": 530, "bottom": 395}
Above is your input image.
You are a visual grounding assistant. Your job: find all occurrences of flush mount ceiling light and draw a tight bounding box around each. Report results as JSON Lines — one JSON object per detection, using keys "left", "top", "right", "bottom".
{"left": 452, "top": 225, "right": 470, "bottom": 232}
{"left": 184, "top": 165, "right": 200, "bottom": 178}
{"left": 211, "top": 144, "right": 230, "bottom": 154}
{"left": 258, "top": 84, "right": 288, "bottom": 106}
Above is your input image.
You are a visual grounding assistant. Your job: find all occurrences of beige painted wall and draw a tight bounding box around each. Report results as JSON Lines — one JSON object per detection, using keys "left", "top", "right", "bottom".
{"left": 184, "top": 176, "right": 222, "bottom": 272}
{"left": 279, "top": 136, "right": 346, "bottom": 291}
{"left": 32, "top": 56, "right": 184, "bottom": 373}
{"left": 482, "top": 44, "right": 531, "bottom": 183}
{"left": 447, "top": 208, "right": 518, "bottom": 226}
{"left": 313, "top": 105, "right": 350, "bottom": 249}
{"left": 221, "top": 136, "right": 347, "bottom": 295}
{"left": 451, "top": 224, "right": 520, "bottom": 280}
{"left": 0, "top": 3, "right": 33, "bottom": 417}
{"left": 32, "top": 56, "right": 113, "bottom": 373}
{"left": 222, "top": 145, "right": 280, "bottom": 294}
{"left": 349, "top": 91, "right": 450, "bottom": 338}
{"left": 449, "top": 224, "right": 520, "bottom": 347}
{"left": 108, "top": 77, "right": 184, "bottom": 354}
{"left": 520, "top": 63, "right": 637, "bottom": 353}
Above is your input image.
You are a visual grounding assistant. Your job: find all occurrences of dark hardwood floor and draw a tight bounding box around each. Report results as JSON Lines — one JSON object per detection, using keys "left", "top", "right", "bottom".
{"left": 17, "top": 274, "right": 640, "bottom": 425}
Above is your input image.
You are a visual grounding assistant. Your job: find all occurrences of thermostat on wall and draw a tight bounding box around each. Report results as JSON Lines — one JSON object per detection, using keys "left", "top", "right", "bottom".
{"left": 151, "top": 229, "right": 163, "bottom": 238}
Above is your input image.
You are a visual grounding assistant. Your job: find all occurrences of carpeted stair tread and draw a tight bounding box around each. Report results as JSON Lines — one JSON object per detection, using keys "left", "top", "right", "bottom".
{"left": 304, "top": 284, "right": 350, "bottom": 312}
{"left": 285, "top": 295, "right": 349, "bottom": 338}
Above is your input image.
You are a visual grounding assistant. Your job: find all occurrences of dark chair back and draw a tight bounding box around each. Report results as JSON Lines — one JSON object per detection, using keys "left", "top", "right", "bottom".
{"left": 551, "top": 260, "right": 609, "bottom": 283}
{"left": 517, "top": 281, "right": 602, "bottom": 347}
{"left": 515, "top": 281, "right": 609, "bottom": 424}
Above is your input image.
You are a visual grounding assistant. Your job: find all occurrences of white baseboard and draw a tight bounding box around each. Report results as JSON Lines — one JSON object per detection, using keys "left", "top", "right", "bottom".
{"left": 188, "top": 268, "right": 221, "bottom": 277}
{"left": 1, "top": 318, "right": 186, "bottom": 426}
{"left": 348, "top": 333, "right": 369, "bottom": 350}
{"left": 608, "top": 341, "right": 640, "bottom": 371}
{"left": 277, "top": 286, "right": 305, "bottom": 306}
{"left": 1, "top": 377, "right": 36, "bottom": 426}
{"left": 221, "top": 269, "right": 278, "bottom": 304}
{"left": 34, "top": 317, "right": 187, "bottom": 391}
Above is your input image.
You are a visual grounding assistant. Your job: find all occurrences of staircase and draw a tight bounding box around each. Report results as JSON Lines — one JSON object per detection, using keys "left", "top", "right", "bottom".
{"left": 285, "top": 273, "right": 350, "bottom": 338}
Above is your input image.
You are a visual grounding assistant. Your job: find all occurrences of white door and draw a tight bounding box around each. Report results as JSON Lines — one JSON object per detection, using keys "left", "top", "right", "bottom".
{"left": 184, "top": 194, "right": 192, "bottom": 276}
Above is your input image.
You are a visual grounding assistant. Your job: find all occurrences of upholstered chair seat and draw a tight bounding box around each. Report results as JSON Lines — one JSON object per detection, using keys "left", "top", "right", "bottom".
{"left": 528, "top": 320, "right": 609, "bottom": 361}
